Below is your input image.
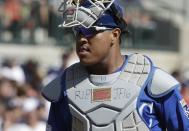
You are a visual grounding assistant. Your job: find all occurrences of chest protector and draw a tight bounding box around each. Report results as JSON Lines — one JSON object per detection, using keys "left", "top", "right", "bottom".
{"left": 66, "top": 54, "right": 151, "bottom": 131}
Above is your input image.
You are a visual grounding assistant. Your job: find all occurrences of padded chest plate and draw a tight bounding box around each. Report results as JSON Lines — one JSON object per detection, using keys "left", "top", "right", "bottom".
{"left": 66, "top": 54, "right": 151, "bottom": 131}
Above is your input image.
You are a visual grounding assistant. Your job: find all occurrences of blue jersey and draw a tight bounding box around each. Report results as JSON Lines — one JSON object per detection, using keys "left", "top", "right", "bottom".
{"left": 137, "top": 84, "right": 189, "bottom": 130}
{"left": 45, "top": 56, "right": 189, "bottom": 131}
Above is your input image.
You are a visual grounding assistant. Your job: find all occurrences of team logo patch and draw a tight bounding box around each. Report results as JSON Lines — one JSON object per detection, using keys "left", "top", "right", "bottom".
{"left": 139, "top": 102, "right": 154, "bottom": 128}
{"left": 180, "top": 99, "right": 189, "bottom": 119}
{"left": 92, "top": 88, "right": 111, "bottom": 102}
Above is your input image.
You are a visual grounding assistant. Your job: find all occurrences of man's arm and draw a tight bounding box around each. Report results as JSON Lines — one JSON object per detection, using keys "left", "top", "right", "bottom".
{"left": 42, "top": 69, "right": 72, "bottom": 131}
{"left": 138, "top": 67, "right": 189, "bottom": 131}
{"left": 162, "top": 88, "right": 189, "bottom": 131}
{"left": 47, "top": 100, "right": 72, "bottom": 131}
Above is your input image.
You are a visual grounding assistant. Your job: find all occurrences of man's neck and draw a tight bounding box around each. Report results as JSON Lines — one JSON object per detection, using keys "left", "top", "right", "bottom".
{"left": 86, "top": 53, "right": 124, "bottom": 75}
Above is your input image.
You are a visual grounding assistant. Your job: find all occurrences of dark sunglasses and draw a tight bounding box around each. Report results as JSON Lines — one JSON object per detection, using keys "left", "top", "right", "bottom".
{"left": 72, "top": 26, "right": 113, "bottom": 38}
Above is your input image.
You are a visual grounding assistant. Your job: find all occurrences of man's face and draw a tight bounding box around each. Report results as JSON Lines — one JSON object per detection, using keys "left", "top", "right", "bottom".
{"left": 75, "top": 29, "right": 113, "bottom": 66}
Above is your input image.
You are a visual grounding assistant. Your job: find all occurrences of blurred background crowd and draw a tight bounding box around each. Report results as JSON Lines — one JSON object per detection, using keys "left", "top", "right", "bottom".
{"left": 0, "top": 0, "right": 75, "bottom": 45}
{"left": 0, "top": 48, "right": 78, "bottom": 131}
{"left": 0, "top": 0, "right": 189, "bottom": 131}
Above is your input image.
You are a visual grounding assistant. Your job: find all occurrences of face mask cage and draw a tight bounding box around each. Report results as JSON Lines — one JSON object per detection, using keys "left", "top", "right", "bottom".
{"left": 58, "top": 0, "right": 114, "bottom": 28}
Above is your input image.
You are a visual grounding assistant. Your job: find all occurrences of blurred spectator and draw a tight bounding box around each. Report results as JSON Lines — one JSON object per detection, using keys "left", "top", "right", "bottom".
{"left": 24, "top": 82, "right": 41, "bottom": 98}
{"left": 1, "top": 99, "right": 23, "bottom": 131}
{"left": 181, "top": 80, "right": 189, "bottom": 105}
{"left": 22, "top": 97, "right": 46, "bottom": 131}
{"left": 0, "top": 58, "right": 25, "bottom": 84}
{"left": 61, "top": 48, "right": 79, "bottom": 70}
{"left": 0, "top": 101, "right": 5, "bottom": 130}
{"left": 48, "top": 1, "right": 65, "bottom": 42}
{"left": 0, "top": 2, "right": 4, "bottom": 35}
{"left": 2, "top": 0, "right": 22, "bottom": 40}
{"left": 42, "top": 47, "right": 79, "bottom": 86}
{"left": 38, "top": 0, "right": 49, "bottom": 29}
{"left": 0, "top": 97, "right": 45, "bottom": 131}
{"left": 21, "top": 0, "right": 35, "bottom": 43}
{"left": 0, "top": 0, "right": 76, "bottom": 45}
{"left": 1, "top": 103, "right": 17, "bottom": 131}
{"left": 37, "top": 102, "right": 47, "bottom": 121}
{"left": 0, "top": 78, "right": 17, "bottom": 102}
{"left": 0, "top": 56, "right": 49, "bottom": 131}
{"left": 22, "top": 59, "right": 42, "bottom": 91}
{"left": 171, "top": 70, "right": 183, "bottom": 84}
{"left": 172, "top": 69, "right": 189, "bottom": 105}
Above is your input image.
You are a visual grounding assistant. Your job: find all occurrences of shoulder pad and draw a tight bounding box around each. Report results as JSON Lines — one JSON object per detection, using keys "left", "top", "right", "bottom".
{"left": 66, "top": 63, "right": 88, "bottom": 88}
{"left": 41, "top": 74, "right": 63, "bottom": 102}
{"left": 148, "top": 68, "right": 180, "bottom": 98}
{"left": 41, "top": 63, "right": 81, "bottom": 102}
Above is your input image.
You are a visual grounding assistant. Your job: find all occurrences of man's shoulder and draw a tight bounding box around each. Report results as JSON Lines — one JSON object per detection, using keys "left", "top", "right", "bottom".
{"left": 41, "top": 63, "right": 80, "bottom": 102}
{"left": 65, "top": 62, "right": 87, "bottom": 82}
{"left": 41, "top": 73, "right": 65, "bottom": 102}
{"left": 147, "top": 68, "right": 180, "bottom": 98}
{"left": 125, "top": 53, "right": 180, "bottom": 98}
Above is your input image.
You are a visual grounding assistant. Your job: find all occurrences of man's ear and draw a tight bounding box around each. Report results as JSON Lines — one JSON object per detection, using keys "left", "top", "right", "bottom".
{"left": 111, "top": 28, "right": 121, "bottom": 44}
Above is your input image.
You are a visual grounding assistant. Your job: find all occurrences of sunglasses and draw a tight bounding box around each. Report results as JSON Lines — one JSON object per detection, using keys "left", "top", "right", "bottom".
{"left": 72, "top": 26, "right": 113, "bottom": 38}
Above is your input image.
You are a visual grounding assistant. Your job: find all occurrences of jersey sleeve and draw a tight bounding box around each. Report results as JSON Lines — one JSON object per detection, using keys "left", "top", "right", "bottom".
{"left": 44, "top": 69, "right": 73, "bottom": 131}
{"left": 138, "top": 87, "right": 189, "bottom": 131}
{"left": 161, "top": 88, "right": 189, "bottom": 131}
{"left": 137, "top": 88, "right": 166, "bottom": 131}
{"left": 47, "top": 100, "right": 72, "bottom": 131}
{"left": 137, "top": 66, "right": 189, "bottom": 130}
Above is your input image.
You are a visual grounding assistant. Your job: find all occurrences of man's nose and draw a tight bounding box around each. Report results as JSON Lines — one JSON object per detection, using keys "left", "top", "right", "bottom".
{"left": 77, "top": 35, "right": 88, "bottom": 45}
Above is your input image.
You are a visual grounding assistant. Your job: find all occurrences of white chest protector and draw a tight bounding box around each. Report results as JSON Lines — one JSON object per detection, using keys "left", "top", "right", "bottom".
{"left": 65, "top": 54, "right": 151, "bottom": 131}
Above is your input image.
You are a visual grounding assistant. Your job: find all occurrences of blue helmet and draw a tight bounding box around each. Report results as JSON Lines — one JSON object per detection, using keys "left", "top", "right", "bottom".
{"left": 93, "top": 3, "right": 128, "bottom": 33}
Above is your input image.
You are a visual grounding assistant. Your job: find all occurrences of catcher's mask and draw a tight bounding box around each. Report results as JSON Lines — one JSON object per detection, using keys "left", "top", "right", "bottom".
{"left": 58, "top": 0, "right": 114, "bottom": 28}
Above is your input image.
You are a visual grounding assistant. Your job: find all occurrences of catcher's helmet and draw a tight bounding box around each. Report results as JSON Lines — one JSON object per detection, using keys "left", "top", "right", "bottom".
{"left": 58, "top": 0, "right": 128, "bottom": 36}
{"left": 58, "top": 0, "right": 115, "bottom": 28}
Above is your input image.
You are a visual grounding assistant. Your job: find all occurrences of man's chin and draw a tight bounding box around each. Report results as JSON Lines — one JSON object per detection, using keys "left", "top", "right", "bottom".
{"left": 79, "top": 59, "right": 95, "bottom": 66}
